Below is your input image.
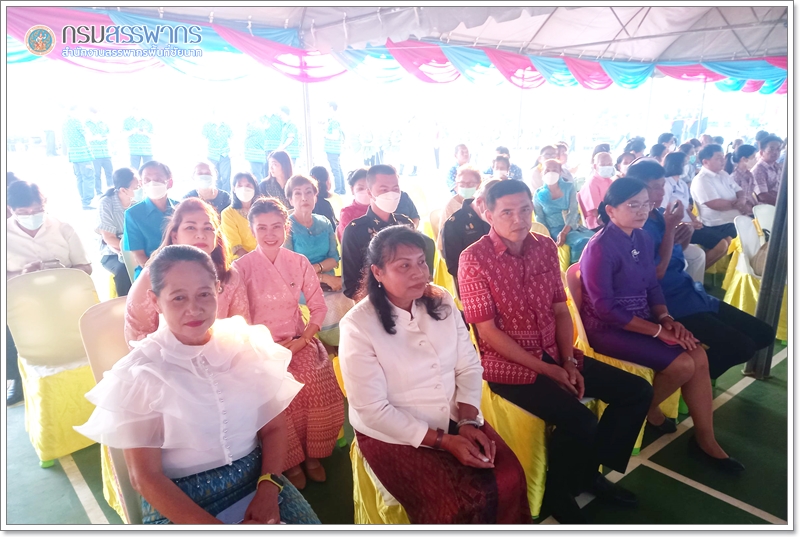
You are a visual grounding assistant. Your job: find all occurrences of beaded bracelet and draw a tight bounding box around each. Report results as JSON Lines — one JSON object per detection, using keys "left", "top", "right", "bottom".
{"left": 457, "top": 419, "right": 482, "bottom": 430}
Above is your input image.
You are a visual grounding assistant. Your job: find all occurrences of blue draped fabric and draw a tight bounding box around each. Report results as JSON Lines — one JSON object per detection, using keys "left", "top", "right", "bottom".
{"left": 715, "top": 78, "right": 748, "bottom": 92}
{"left": 599, "top": 60, "right": 654, "bottom": 89}
{"left": 759, "top": 77, "right": 786, "bottom": 94}
{"left": 439, "top": 45, "right": 501, "bottom": 85}
{"left": 528, "top": 56, "right": 578, "bottom": 86}
{"left": 701, "top": 60, "right": 786, "bottom": 81}
{"left": 6, "top": 35, "right": 43, "bottom": 63}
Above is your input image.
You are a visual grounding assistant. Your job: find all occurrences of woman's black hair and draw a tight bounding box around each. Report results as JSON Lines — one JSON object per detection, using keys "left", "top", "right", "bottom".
{"left": 310, "top": 166, "right": 331, "bottom": 198}
{"left": 346, "top": 168, "right": 368, "bottom": 189}
{"left": 231, "top": 171, "right": 260, "bottom": 209}
{"left": 102, "top": 167, "right": 138, "bottom": 198}
{"left": 149, "top": 244, "right": 218, "bottom": 297}
{"left": 657, "top": 132, "right": 676, "bottom": 145}
{"left": 649, "top": 144, "right": 667, "bottom": 159}
{"left": 725, "top": 144, "right": 757, "bottom": 174}
{"left": 362, "top": 225, "right": 450, "bottom": 335}
{"left": 624, "top": 137, "right": 647, "bottom": 154}
{"left": 598, "top": 177, "right": 648, "bottom": 226}
{"left": 7, "top": 181, "right": 44, "bottom": 209}
{"left": 267, "top": 150, "right": 293, "bottom": 180}
{"left": 678, "top": 142, "right": 694, "bottom": 155}
{"left": 615, "top": 152, "right": 635, "bottom": 171}
{"left": 663, "top": 152, "right": 688, "bottom": 178}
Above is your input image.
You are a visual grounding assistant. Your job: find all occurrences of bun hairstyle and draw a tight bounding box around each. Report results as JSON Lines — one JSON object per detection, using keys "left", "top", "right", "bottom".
{"left": 624, "top": 137, "right": 647, "bottom": 154}
{"left": 363, "top": 225, "right": 449, "bottom": 335}
{"left": 597, "top": 177, "right": 648, "bottom": 226}
{"left": 149, "top": 244, "right": 218, "bottom": 297}
{"left": 725, "top": 144, "right": 758, "bottom": 174}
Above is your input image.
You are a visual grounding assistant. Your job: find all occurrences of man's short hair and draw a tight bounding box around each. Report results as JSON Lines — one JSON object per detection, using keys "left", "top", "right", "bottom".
{"left": 759, "top": 134, "right": 783, "bottom": 150}
{"left": 625, "top": 160, "right": 666, "bottom": 183}
{"left": 657, "top": 132, "right": 675, "bottom": 145}
{"left": 495, "top": 145, "right": 510, "bottom": 156}
{"left": 698, "top": 144, "right": 723, "bottom": 162}
{"left": 493, "top": 155, "right": 510, "bottom": 168}
{"left": 713, "top": 136, "right": 725, "bottom": 145}
{"left": 539, "top": 144, "right": 557, "bottom": 156}
{"left": 454, "top": 143, "right": 468, "bottom": 154}
{"left": 486, "top": 179, "right": 531, "bottom": 211}
{"left": 755, "top": 130, "right": 770, "bottom": 143}
{"left": 366, "top": 164, "right": 398, "bottom": 187}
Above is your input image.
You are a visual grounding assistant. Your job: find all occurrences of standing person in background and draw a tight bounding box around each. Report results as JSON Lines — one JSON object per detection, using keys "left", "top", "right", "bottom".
{"left": 336, "top": 168, "right": 370, "bottom": 241}
{"left": 183, "top": 161, "right": 231, "bottom": 216}
{"left": 309, "top": 166, "right": 339, "bottom": 228}
{"left": 122, "top": 161, "right": 180, "bottom": 279}
{"left": 259, "top": 150, "right": 294, "bottom": 209}
{"left": 530, "top": 145, "right": 559, "bottom": 191}
{"left": 123, "top": 107, "right": 153, "bottom": 170}
{"left": 86, "top": 107, "right": 113, "bottom": 193}
{"left": 97, "top": 168, "right": 141, "bottom": 297}
{"left": 245, "top": 115, "right": 269, "bottom": 181}
{"left": 201, "top": 114, "right": 233, "bottom": 193}
{"left": 278, "top": 107, "right": 300, "bottom": 164}
{"left": 324, "top": 102, "right": 346, "bottom": 195}
{"left": 265, "top": 109, "right": 284, "bottom": 159}
{"left": 63, "top": 105, "right": 95, "bottom": 210}
{"left": 447, "top": 144, "right": 471, "bottom": 193}
{"left": 221, "top": 172, "right": 261, "bottom": 260}
{"left": 752, "top": 134, "right": 783, "bottom": 206}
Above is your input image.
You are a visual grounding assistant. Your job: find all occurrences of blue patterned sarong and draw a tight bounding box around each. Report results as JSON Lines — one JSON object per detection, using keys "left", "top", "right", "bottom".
{"left": 141, "top": 447, "right": 320, "bottom": 524}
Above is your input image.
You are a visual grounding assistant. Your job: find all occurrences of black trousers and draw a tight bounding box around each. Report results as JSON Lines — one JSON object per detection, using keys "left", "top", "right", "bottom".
{"left": 101, "top": 254, "right": 132, "bottom": 297}
{"left": 489, "top": 355, "right": 652, "bottom": 496}
{"left": 7, "top": 326, "right": 20, "bottom": 385}
{"left": 677, "top": 301, "right": 775, "bottom": 379}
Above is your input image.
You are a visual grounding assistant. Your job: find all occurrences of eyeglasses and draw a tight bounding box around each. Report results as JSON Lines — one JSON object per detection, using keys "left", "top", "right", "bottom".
{"left": 625, "top": 201, "right": 655, "bottom": 213}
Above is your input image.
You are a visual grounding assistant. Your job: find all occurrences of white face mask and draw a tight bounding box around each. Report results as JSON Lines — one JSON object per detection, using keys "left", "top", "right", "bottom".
{"left": 597, "top": 166, "right": 615, "bottom": 179}
{"left": 354, "top": 190, "right": 372, "bottom": 206}
{"left": 195, "top": 174, "right": 215, "bottom": 189}
{"left": 374, "top": 191, "right": 401, "bottom": 213}
{"left": 458, "top": 186, "right": 477, "bottom": 199}
{"left": 144, "top": 181, "right": 168, "bottom": 200}
{"left": 234, "top": 186, "right": 255, "bottom": 203}
{"left": 543, "top": 171, "right": 560, "bottom": 186}
{"left": 15, "top": 212, "right": 45, "bottom": 231}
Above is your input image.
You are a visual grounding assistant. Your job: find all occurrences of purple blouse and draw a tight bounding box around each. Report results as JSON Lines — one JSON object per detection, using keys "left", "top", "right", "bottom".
{"left": 579, "top": 222, "right": 665, "bottom": 331}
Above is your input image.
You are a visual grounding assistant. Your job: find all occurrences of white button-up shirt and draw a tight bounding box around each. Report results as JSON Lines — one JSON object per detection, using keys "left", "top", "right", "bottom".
{"left": 339, "top": 286, "right": 483, "bottom": 448}
{"left": 7, "top": 215, "right": 90, "bottom": 273}
{"left": 690, "top": 167, "right": 742, "bottom": 227}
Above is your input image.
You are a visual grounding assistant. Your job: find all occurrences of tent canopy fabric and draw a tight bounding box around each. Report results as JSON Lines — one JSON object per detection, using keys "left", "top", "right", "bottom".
{"left": 114, "top": 5, "right": 788, "bottom": 61}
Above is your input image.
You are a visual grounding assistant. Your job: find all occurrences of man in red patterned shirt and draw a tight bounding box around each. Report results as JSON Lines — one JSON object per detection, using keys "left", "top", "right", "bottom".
{"left": 458, "top": 180, "right": 652, "bottom": 524}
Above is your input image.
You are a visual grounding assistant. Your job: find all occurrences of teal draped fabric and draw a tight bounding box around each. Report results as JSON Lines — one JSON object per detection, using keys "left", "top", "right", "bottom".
{"left": 600, "top": 60, "right": 654, "bottom": 89}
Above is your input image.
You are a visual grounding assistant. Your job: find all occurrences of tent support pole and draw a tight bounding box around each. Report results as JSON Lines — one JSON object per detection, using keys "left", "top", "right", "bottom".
{"left": 302, "top": 82, "right": 313, "bottom": 170}
{"left": 743, "top": 158, "right": 788, "bottom": 379}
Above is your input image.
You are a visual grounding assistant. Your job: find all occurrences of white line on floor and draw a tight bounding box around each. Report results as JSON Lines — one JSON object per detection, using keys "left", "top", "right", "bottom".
{"left": 59, "top": 455, "right": 109, "bottom": 525}
{"left": 542, "top": 347, "right": 789, "bottom": 525}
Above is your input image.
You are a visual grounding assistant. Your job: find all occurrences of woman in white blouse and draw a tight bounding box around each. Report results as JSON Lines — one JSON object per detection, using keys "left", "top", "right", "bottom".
{"left": 339, "top": 225, "right": 530, "bottom": 524}
{"left": 75, "top": 245, "right": 319, "bottom": 525}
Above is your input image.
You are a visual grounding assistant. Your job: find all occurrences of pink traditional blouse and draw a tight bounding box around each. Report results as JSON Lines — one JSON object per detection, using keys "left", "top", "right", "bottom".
{"left": 578, "top": 173, "right": 613, "bottom": 230}
{"left": 124, "top": 265, "right": 250, "bottom": 346}
{"left": 233, "top": 246, "right": 328, "bottom": 341}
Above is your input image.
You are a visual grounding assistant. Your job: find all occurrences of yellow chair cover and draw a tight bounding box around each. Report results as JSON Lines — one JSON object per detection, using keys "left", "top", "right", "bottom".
{"left": 557, "top": 245, "right": 571, "bottom": 273}
{"left": 101, "top": 445, "right": 127, "bottom": 523}
{"left": 350, "top": 438, "right": 411, "bottom": 524}
{"left": 723, "top": 271, "right": 788, "bottom": 342}
{"left": 722, "top": 237, "right": 741, "bottom": 290}
{"left": 18, "top": 360, "right": 97, "bottom": 461}
{"left": 332, "top": 354, "right": 347, "bottom": 398}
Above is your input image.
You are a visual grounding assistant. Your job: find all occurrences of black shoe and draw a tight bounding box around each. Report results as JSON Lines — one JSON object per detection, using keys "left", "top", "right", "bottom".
{"left": 545, "top": 489, "right": 587, "bottom": 524}
{"left": 646, "top": 416, "right": 677, "bottom": 434}
{"left": 6, "top": 381, "right": 24, "bottom": 407}
{"left": 590, "top": 474, "right": 638, "bottom": 507}
{"left": 687, "top": 435, "right": 745, "bottom": 474}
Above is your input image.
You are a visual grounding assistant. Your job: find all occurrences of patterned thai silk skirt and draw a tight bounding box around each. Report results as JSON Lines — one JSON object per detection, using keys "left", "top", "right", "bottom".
{"left": 141, "top": 447, "right": 320, "bottom": 524}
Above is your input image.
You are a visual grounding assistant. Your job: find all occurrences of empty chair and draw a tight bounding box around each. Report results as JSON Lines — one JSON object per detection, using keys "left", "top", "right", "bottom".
{"left": 6, "top": 269, "right": 99, "bottom": 466}
{"left": 753, "top": 204, "right": 775, "bottom": 236}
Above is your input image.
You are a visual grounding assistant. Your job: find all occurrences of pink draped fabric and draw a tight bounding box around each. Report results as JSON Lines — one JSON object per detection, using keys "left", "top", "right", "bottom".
{"left": 7, "top": 6, "right": 163, "bottom": 73}
{"left": 385, "top": 39, "right": 461, "bottom": 83}
{"left": 482, "top": 48, "right": 545, "bottom": 89}
{"left": 212, "top": 24, "right": 345, "bottom": 82}
{"left": 563, "top": 56, "right": 613, "bottom": 89}
{"left": 765, "top": 56, "right": 788, "bottom": 70}
{"left": 655, "top": 64, "right": 727, "bottom": 82}
{"left": 776, "top": 79, "right": 788, "bottom": 94}
{"left": 741, "top": 80, "right": 766, "bottom": 93}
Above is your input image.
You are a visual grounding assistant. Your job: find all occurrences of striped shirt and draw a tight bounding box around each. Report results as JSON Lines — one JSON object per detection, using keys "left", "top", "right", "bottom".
{"left": 265, "top": 114, "right": 283, "bottom": 152}
{"left": 202, "top": 122, "right": 232, "bottom": 161}
{"left": 123, "top": 117, "right": 153, "bottom": 156}
{"left": 86, "top": 120, "right": 111, "bottom": 159}
{"left": 324, "top": 118, "right": 343, "bottom": 154}
{"left": 63, "top": 117, "right": 93, "bottom": 163}
{"left": 280, "top": 121, "right": 300, "bottom": 159}
{"left": 97, "top": 192, "right": 126, "bottom": 258}
{"left": 244, "top": 121, "right": 267, "bottom": 163}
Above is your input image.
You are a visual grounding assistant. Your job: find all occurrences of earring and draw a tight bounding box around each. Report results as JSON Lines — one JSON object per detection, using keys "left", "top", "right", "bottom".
{"left": 377, "top": 282, "right": 382, "bottom": 288}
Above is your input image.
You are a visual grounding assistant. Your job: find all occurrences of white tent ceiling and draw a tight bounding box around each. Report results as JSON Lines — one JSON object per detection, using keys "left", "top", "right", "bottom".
{"left": 115, "top": 5, "right": 789, "bottom": 61}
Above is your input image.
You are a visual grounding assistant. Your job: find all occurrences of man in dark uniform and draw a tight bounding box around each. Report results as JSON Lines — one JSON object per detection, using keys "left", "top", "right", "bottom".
{"left": 441, "top": 179, "right": 496, "bottom": 293}
{"left": 342, "top": 164, "right": 435, "bottom": 300}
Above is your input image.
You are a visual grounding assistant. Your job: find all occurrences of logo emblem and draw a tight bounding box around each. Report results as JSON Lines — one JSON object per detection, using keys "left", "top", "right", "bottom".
{"left": 25, "top": 25, "right": 56, "bottom": 56}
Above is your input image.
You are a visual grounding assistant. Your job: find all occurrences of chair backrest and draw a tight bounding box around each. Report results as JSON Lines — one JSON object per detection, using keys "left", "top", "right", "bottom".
{"left": 78, "top": 296, "right": 142, "bottom": 525}
{"left": 753, "top": 204, "right": 775, "bottom": 235}
{"left": 734, "top": 215, "right": 760, "bottom": 277}
{"left": 530, "top": 221, "right": 550, "bottom": 237}
{"left": 7, "top": 269, "right": 99, "bottom": 368}
{"left": 121, "top": 250, "right": 138, "bottom": 283}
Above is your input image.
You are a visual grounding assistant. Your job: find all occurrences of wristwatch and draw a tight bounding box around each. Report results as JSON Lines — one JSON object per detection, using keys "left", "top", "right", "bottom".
{"left": 257, "top": 473, "right": 286, "bottom": 493}
{"left": 565, "top": 356, "right": 579, "bottom": 367}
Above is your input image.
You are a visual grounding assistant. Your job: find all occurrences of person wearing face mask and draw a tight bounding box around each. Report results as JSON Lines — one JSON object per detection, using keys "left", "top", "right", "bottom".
{"left": 124, "top": 198, "right": 250, "bottom": 345}
{"left": 437, "top": 166, "right": 482, "bottom": 252}
{"left": 751, "top": 135, "right": 783, "bottom": 206}
{"left": 183, "top": 161, "right": 231, "bottom": 216}
{"left": 661, "top": 153, "right": 706, "bottom": 283}
{"left": 657, "top": 133, "right": 677, "bottom": 152}
{"left": 336, "top": 168, "right": 370, "bottom": 241}
{"left": 533, "top": 159, "right": 595, "bottom": 268}
{"left": 491, "top": 155, "right": 511, "bottom": 181}
{"left": 531, "top": 144, "right": 572, "bottom": 191}
{"left": 725, "top": 145, "right": 759, "bottom": 206}
{"left": 221, "top": 172, "right": 262, "bottom": 259}
{"left": 483, "top": 146, "right": 523, "bottom": 182}
{"left": 122, "top": 161, "right": 180, "bottom": 279}
{"left": 341, "top": 165, "right": 435, "bottom": 301}
{"left": 7, "top": 181, "right": 92, "bottom": 280}
{"left": 578, "top": 152, "right": 616, "bottom": 231}
{"left": 97, "top": 168, "right": 141, "bottom": 297}
{"left": 678, "top": 143, "right": 698, "bottom": 183}
{"left": 441, "top": 179, "right": 496, "bottom": 287}
{"left": 615, "top": 152, "right": 635, "bottom": 178}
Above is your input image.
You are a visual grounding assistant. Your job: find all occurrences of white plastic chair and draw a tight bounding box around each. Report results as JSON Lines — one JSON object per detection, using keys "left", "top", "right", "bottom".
{"left": 121, "top": 249, "right": 138, "bottom": 283}
{"left": 79, "top": 297, "right": 143, "bottom": 524}
{"left": 753, "top": 204, "right": 775, "bottom": 236}
{"left": 733, "top": 215, "right": 761, "bottom": 278}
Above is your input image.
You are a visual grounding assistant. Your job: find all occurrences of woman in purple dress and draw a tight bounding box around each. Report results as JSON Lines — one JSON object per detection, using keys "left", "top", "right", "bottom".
{"left": 579, "top": 178, "right": 744, "bottom": 474}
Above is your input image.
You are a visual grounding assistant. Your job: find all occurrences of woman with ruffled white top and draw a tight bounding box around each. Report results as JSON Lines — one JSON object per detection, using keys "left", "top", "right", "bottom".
{"left": 75, "top": 245, "right": 320, "bottom": 525}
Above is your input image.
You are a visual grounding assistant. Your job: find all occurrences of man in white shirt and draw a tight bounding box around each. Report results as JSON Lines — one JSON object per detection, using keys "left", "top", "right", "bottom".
{"left": 690, "top": 144, "right": 751, "bottom": 255}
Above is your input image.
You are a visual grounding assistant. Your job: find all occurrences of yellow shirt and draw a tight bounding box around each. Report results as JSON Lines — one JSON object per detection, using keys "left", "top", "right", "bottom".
{"left": 220, "top": 206, "right": 257, "bottom": 259}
